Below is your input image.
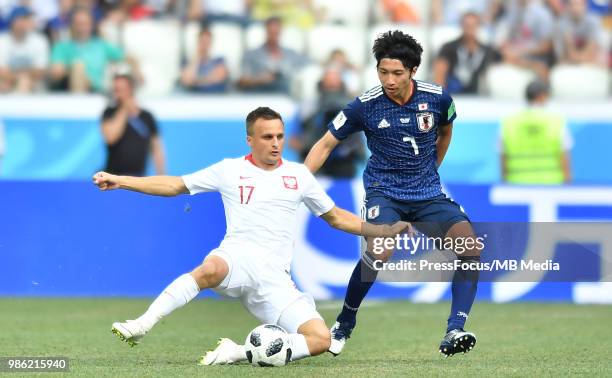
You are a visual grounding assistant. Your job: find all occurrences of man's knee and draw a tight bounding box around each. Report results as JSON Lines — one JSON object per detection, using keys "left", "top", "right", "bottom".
{"left": 368, "top": 236, "right": 395, "bottom": 262}
{"left": 446, "top": 222, "right": 482, "bottom": 257}
{"left": 191, "top": 256, "right": 228, "bottom": 289}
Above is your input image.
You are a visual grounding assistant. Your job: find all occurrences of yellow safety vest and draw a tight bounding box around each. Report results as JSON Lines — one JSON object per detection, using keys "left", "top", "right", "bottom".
{"left": 501, "top": 108, "right": 565, "bottom": 184}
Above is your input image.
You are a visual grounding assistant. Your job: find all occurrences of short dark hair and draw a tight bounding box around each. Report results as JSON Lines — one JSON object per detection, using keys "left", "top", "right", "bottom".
{"left": 246, "top": 107, "right": 283, "bottom": 136}
{"left": 372, "top": 30, "right": 423, "bottom": 70}
{"left": 525, "top": 80, "right": 550, "bottom": 102}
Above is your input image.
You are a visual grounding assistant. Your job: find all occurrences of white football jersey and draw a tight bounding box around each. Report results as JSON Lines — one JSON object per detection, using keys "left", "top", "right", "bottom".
{"left": 182, "top": 155, "right": 335, "bottom": 269}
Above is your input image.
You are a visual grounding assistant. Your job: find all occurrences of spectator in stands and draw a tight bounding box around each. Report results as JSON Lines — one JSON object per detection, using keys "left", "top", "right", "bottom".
{"left": 325, "top": 49, "right": 360, "bottom": 96}
{"left": 50, "top": 8, "right": 125, "bottom": 93}
{"left": 373, "top": 0, "right": 421, "bottom": 24}
{"left": 432, "top": 12, "right": 500, "bottom": 94}
{"left": 431, "top": 0, "right": 501, "bottom": 26}
{"left": 180, "top": 26, "right": 228, "bottom": 93}
{"left": 0, "top": 0, "right": 60, "bottom": 31}
{"left": 497, "top": 0, "right": 555, "bottom": 79}
{"left": 101, "top": 72, "right": 165, "bottom": 176}
{"left": 554, "top": 0, "right": 605, "bottom": 65}
{"left": 0, "top": 6, "right": 49, "bottom": 92}
{"left": 46, "top": 0, "right": 104, "bottom": 43}
{"left": 237, "top": 16, "right": 306, "bottom": 94}
{"left": 45, "top": 0, "right": 74, "bottom": 43}
{"left": 500, "top": 80, "right": 572, "bottom": 184}
{"left": 290, "top": 67, "right": 364, "bottom": 178}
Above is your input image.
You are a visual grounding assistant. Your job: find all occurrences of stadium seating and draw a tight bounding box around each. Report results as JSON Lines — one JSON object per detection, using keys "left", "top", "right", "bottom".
{"left": 123, "top": 20, "right": 181, "bottom": 96}
{"left": 290, "top": 63, "right": 324, "bottom": 102}
{"left": 550, "top": 65, "right": 609, "bottom": 100}
{"left": 307, "top": 24, "right": 367, "bottom": 67}
{"left": 485, "top": 64, "right": 536, "bottom": 100}
{"left": 10, "top": 2, "right": 608, "bottom": 99}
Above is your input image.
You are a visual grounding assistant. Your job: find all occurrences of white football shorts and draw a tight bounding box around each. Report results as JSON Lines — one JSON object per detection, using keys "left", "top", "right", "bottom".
{"left": 208, "top": 248, "right": 322, "bottom": 333}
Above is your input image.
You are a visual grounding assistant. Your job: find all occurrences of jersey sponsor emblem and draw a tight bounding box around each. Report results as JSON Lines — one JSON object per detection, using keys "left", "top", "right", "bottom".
{"left": 282, "top": 176, "right": 298, "bottom": 190}
{"left": 332, "top": 111, "right": 347, "bottom": 130}
{"left": 378, "top": 119, "right": 390, "bottom": 129}
{"left": 418, "top": 103, "right": 428, "bottom": 110}
{"left": 416, "top": 112, "right": 434, "bottom": 132}
{"left": 367, "top": 205, "right": 380, "bottom": 220}
{"left": 400, "top": 118, "right": 410, "bottom": 123}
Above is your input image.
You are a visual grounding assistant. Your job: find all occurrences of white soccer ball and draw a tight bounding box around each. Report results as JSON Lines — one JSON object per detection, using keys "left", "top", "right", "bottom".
{"left": 244, "top": 324, "right": 291, "bottom": 367}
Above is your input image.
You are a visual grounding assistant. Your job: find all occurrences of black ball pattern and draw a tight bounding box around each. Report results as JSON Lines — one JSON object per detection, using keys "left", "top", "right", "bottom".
{"left": 266, "top": 338, "right": 284, "bottom": 357}
{"left": 250, "top": 331, "right": 261, "bottom": 347}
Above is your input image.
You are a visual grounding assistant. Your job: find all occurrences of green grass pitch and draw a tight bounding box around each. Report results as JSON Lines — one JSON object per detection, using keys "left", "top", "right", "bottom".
{"left": 1, "top": 298, "right": 611, "bottom": 377}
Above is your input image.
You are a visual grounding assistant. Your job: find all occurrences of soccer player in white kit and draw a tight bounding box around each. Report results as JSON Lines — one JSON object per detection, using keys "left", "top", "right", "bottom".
{"left": 92, "top": 107, "right": 410, "bottom": 365}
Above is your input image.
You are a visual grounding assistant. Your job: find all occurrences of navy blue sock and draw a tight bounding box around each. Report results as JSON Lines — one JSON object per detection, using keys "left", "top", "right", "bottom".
{"left": 337, "top": 253, "right": 379, "bottom": 326}
{"left": 447, "top": 255, "right": 480, "bottom": 332}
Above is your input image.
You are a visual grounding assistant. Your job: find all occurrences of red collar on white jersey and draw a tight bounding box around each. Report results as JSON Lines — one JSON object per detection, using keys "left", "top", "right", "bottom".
{"left": 245, "top": 153, "right": 283, "bottom": 168}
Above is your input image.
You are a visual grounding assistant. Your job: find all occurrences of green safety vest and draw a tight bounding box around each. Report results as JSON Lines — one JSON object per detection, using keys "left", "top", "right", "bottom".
{"left": 501, "top": 108, "right": 565, "bottom": 184}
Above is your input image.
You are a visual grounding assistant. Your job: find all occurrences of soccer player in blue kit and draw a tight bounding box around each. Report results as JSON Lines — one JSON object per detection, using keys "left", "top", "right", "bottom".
{"left": 305, "top": 31, "right": 481, "bottom": 357}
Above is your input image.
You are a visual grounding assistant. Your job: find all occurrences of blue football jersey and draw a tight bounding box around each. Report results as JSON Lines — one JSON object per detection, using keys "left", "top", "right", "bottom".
{"left": 327, "top": 80, "right": 457, "bottom": 201}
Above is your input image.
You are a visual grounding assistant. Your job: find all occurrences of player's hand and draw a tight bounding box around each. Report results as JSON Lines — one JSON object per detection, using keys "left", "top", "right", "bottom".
{"left": 388, "top": 221, "right": 414, "bottom": 237}
{"left": 92, "top": 171, "right": 120, "bottom": 191}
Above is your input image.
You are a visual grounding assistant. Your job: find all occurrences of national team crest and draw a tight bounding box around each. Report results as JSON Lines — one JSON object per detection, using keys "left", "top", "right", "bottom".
{"left": 282, "top": 176, "right": 298, "bottom": 190}
{"left": 416, "top": 112, "right": 434, "bottom": 132}
{"left": 367, "top": 205, "right": 380, "bottom": 220}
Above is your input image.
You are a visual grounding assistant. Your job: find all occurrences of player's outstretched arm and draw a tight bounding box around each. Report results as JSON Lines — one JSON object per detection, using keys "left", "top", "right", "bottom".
{"left": 304, "top": 131, "right": 340, "bottom": 174}
{"left": 320, "top": 206, "right": 412, "bottom": 237}
{"left": 92, "top": 171, "right": 188, "bottom": 197}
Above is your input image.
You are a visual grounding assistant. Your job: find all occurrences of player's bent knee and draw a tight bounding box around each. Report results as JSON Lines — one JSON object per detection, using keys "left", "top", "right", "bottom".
{"left": 191, "top": 256, "right": 228, "bottom": 289}
{"left": 446, "top": 222, "right": 482, "bottom": 257}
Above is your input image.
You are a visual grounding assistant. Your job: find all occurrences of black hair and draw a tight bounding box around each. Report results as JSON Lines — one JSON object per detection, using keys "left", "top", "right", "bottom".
{"left": 525, "top": 80, "right": 550, "bottom": 102}
{"left": 246, "top": 107, "right": 283, "bottom": 136}
{"left": 372, "top": 30, "right": 423, "bottom": 70}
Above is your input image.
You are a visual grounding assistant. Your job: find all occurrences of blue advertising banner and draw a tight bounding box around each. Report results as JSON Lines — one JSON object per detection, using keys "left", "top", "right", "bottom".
{"left": 2, "top": 180, "right": 611, "bottom": 303}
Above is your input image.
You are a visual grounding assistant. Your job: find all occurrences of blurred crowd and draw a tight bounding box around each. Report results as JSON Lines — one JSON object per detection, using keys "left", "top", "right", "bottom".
{"left": 0, "top": 0, "right": 608, "bottom": 97}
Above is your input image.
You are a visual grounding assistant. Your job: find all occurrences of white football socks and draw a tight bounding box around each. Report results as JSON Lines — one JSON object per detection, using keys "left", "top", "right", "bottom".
{"left": 136, "top": 273, "right": 200, "bottom": 331}
{"left": 287, "top": 334, "right": 311, "bottom": 361}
